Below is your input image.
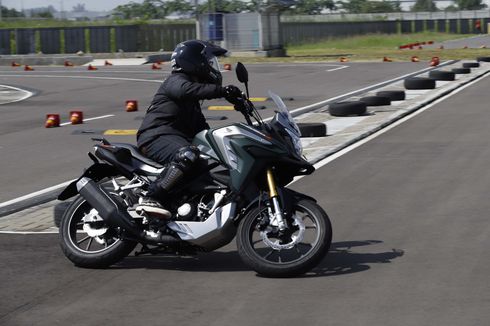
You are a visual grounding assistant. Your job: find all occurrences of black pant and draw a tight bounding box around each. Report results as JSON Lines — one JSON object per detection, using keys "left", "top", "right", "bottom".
{"left": 142, "top": 134, "right": 191, "bottom": 165}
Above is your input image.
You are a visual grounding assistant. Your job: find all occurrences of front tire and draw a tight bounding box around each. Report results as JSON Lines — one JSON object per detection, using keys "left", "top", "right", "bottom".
{"left": 237, "top": 198, "right": 332, "bottom": 277}
{"left": 59, "top": 195, "right": 137, "bottom": 268}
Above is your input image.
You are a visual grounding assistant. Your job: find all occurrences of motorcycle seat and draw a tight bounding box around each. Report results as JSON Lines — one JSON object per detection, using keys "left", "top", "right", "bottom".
{"left": 113, "top": 143, "right": 164, "bottom": 169}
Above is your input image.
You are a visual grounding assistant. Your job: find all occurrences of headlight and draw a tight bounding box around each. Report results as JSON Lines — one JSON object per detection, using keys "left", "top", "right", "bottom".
{"left": 286, "top": 129, "right": 303, "bottom": 156}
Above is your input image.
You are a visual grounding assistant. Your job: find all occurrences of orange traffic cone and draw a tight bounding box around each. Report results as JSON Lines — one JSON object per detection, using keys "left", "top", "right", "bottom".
{"left": 64, "top": 60, "right": 74, "bottom": 67}
{"left": 383, "top": 56, "right": 393, "bottom": 62}
{"left": 24, "top": 65, "right": 34, "bottom": 71}
{"left": 428, "top": 41, "right": 434, "bottom": 44}
{"left": 126, "top": 100, "right": 138, "bottom": 112}
{"left": 45, "top": 114, "right": 60, "bottom": 128}
{"left": 339, "top": 57, "right": 349, "bottom": 62}
{"left": 151, "top": 63, "right": 162, "bottom": 70}
{"left": 418, "top": 46, "right": 423, "bottom": 50}
{"left": 438, "top": 45, "right": 444, "bottom": 50}
{"left": 463, "top": 45, "right": 468, "bottom": 49}
{"left": 223, "top": 63, "right": 232, "bottom": 71}
{"left": 104, "top": 60, "right": 113, "bottom": 66}
{"left": 11, "top": 61, "right": 21, "bottom": 67}
{"left": 411, "top": 56, "right": 420, "bottom": 62}
{"left": 430, "top": 56, "right": 440, "bottom": 66}
{"left": 70, "top": 111, "right": 84, "bottom": 125}
{"left": 87, "top": 64, "right": 98, "bottom": 71}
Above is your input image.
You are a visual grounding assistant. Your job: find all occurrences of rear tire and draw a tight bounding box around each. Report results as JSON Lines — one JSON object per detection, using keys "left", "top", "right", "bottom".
{"left": 59, "top": 195, "right": 137, "bottom": 268}
{"left": 237, "top": 198, "right": 332, "bottom": 277}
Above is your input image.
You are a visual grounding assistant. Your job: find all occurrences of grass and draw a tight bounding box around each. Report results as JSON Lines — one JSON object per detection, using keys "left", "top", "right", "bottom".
{"left": 223, "top": 32, "right": 490, "bottom": 64}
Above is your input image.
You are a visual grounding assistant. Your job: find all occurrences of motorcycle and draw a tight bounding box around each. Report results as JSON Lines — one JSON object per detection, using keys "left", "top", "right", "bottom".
{"left": 58, "top": 62, "right": 332, "bottom": 277}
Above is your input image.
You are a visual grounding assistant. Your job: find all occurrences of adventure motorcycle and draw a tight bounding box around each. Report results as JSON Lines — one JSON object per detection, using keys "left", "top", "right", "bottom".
{"left": 58, "top": 63, "right": 332, "bottom": 277}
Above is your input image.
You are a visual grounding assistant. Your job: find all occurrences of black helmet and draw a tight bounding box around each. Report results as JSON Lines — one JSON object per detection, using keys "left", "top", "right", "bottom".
{"left": 171, "top": 40, "right": 227, "bottom": 85}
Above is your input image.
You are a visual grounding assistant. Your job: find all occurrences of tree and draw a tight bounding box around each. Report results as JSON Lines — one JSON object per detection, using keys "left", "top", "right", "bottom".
{"left": 455, "top": 0, "right": 487, "bottom": 10}
{"left": 284, "top": 0, "right": 337, "bottom": 14}
{"left": 32, "top": 11, "right": 54, "bottom": 18}
{"left": 339, "top": 0, "right": 400, "bottom": 13}
{"left": 0, "top": 6, "right": 25, "bottom": 17}
{"left": 411, "top": 0, "right": 437, "bottom": 11}
{"left": 112, "top": 0, "right": 167, "bottom": 19}
{"left": 73, "top": 3, "right": 86, "bottom": 12}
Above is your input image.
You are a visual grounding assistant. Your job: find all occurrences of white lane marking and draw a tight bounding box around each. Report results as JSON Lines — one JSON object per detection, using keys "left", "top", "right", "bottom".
{"left": 294, "top": 70, "right": 490, "bottom": 181}
{"left": 0, "top": 84, "right": 34, "bottom": 104}
{"left": 0, "top": 231, "right": 58, "bottom": 235}
{"left": 0, "top": 180, "right": 75, "bottom": 209}
{"left": 59, "top": 114, "right": 115, "bottom": 126}
{"left": 326, "top": 65, "right": 349, "bottom": 72}
{"left": 0, "top": 74, "right": 163, "bottom": 83}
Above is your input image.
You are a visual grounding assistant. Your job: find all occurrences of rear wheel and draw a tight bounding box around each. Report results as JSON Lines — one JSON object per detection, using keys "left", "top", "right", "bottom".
{"left": 237, "top": 198, "right": 332, "bottom": 277}
{"left": 59, "top": 195, "right": 137, "bottom": 268}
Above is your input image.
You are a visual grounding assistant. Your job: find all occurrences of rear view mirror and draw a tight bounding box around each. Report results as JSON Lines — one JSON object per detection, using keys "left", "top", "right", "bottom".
{"left": 236, "top": 62, "right": 248, "bottom": 84}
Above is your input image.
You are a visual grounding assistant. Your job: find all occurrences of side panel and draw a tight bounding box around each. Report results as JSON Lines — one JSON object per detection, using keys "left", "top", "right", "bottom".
{"left": 208, "top": 124, "right": 287, "bottom": 192}
{"left": 167, "top": 202, "right": 237, "bottom": 250}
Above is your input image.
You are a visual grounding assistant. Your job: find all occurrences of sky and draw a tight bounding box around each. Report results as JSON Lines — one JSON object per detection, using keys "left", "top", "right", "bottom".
{"left": 1, "top": 0, "right": 144, "bottom": 12}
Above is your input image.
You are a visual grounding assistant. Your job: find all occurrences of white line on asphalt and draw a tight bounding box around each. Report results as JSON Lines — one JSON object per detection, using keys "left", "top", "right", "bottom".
{"left": 0, "top": 180, "right": 74, "bottom": 209}
{"left": 297, "top": 70, "right": 490, "bottom": 177}
{"left": 326, "top": 66, "right": 349, "bottom": 72}
{"left": 0, "top": 84, "right": 34, "bottom": 104}
{"left": 0, "top": 230, "right": 59, "bottom": 235}
{"left": 59, "top": 114, "right": 115, "bottom": 126}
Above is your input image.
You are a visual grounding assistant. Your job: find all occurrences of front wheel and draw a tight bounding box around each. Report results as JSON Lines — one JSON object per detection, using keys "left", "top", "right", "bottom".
{"left": 237, "top": 198, "right": 332, "bottom": 277}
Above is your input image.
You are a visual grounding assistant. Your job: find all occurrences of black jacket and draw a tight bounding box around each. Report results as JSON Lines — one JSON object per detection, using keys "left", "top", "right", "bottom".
{"left": 137, "top": 72, "right": 224, "bottom": 148}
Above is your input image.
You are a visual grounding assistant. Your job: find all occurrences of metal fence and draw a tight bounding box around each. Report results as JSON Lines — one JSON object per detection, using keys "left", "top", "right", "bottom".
{"left": 282, "top": 18, "right": 489, "bottom": 45}
{"left": 0, "top": 16, "right": 488, "bottom": 54}
{"left": 282, "top": 10, "right": 490, "bottom": 22}
{"left": 0, "top": 24, "right": 196, "bottom": 55}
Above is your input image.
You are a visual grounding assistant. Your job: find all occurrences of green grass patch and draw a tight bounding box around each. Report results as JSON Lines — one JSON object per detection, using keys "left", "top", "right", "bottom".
{"left": 286, "top": 32, "right": 464, "bottom": 53}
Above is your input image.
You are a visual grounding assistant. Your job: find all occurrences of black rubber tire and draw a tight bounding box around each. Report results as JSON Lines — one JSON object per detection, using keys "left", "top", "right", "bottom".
{"left": 428, "top": 70, "right": 456, "bottom": 81}
{"left": 297, "top": 123, "right": 327, "bottom": 137}
{"left": 359, "top": 96, "right": 391, "bottom": 106}
{"left": 54, "top": 201, "right": 72, "bottom": 227}
{"left": 452, "top": 68, "right": 471, "bottom": 74}
{"left": 477, "top": 56, "right": 490, "bottom": 62}
{"left": 462, "top": 62, "right": 480, "bottom": 68}
{"left": 376, "top": 90, "right": 405, "bottom": 101}
{"left": 329, "top": 101, "right": 367, "bottom": 116}
{"left": 59, "top": 195, "right": 137, "bottom": 268}
{"left": 237, "top": 198, "right": 332, "bottom": 277}
{"left": 404, "top": 77, "right": 436, "bottom": 90}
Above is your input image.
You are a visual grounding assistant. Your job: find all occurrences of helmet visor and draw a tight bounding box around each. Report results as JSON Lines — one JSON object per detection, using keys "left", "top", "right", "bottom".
{"left": 209, "top": 56, "right": 221, "bottom": 72}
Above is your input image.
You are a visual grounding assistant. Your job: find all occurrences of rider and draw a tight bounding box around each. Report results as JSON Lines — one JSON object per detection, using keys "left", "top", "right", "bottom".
{"left": 136, "top": 39, "right": 241, "bottom": 219}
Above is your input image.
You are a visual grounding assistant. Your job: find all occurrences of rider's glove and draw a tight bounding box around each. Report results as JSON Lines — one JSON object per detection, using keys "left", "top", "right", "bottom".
{"left": 222, "top": 85, "right": 242, "bottom": 105}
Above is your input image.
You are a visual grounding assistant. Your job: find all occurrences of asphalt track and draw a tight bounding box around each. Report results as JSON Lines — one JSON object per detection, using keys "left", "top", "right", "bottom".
{"left": 1, "top": 61, "right": 490, "bottom": 325}
{"left": 0, "top": 62, "right": 427, "bottom": 204}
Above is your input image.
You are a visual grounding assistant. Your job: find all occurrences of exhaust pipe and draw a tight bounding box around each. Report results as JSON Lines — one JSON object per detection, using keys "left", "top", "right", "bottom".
{"left": 76, "top": 177, "right": 180, "bottom": 245}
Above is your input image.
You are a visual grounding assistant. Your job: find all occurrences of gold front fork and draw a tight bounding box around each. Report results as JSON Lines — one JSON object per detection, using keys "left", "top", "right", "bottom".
{"left": 266, "top": 168, "right": 278, "bottom": 198}
{"left": 266, "top": 168, "right": 286, "bottom": 230}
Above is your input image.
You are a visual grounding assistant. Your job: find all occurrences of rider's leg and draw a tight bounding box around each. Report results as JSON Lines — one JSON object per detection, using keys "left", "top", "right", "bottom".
{"left": 137, "top": 143, "right": 200, "bottom": 219}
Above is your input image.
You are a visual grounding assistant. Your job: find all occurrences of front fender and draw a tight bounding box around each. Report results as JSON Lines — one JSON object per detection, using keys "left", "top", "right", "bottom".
{"left": 58, "top": 163, "right": 120, "bottom": 200}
